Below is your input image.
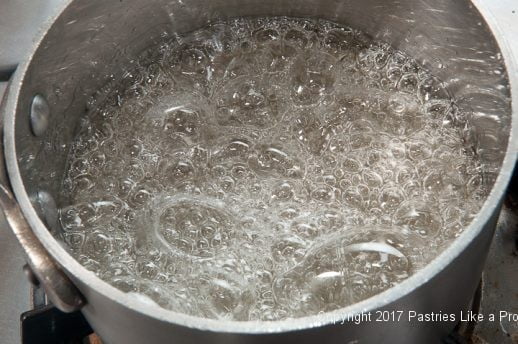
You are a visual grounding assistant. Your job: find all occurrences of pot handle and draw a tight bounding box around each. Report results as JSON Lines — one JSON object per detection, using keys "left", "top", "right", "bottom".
{"left": 0, "top": 186, "right": 85, "bottom": 312}
{"left": 0, "top": 83, "right": 85, "bottom": 313}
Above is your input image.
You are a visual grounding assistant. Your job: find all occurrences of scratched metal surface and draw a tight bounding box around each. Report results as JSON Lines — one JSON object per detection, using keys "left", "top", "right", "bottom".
{"left": 471, "top": 1, "right": 518, "bottom": 343}
{"left": 0, "top": 0, "right": 68, "bottom": 79}
{"left": 0, "top": 81, "right": 30, "bottom": 344}
{"left": 473, "top": 191, "right": 518, "bottom": 343}
{"left": 0, "top": 2, "right": 67, "bottom": 341}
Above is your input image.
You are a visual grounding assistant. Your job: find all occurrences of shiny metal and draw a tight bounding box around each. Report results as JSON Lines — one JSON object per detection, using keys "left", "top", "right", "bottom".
{"left": 23, "top": 264, "right": 40, "bottom": 287}
{"left": 31, "top": 190, "right": 59, "bottom": 236}
{"left": 0, "top": 0, "right": 68, "bottom": 79}
{"left": 29, "top": 94, "right": 50, "bottom": 136}
{"left": 0, "top": 80, "right": 30, "bottom": 344}
{"left": 475, "top": 200, "right": 518, "bottom": 343}
{"left": 1, "top": 0, "right": 517, "bottom": 343}
{"left": 0, "top": 184, "right": 84, "bottom": 312}
{"left": 2, "top": 83, "right": 84, "bottom": 313}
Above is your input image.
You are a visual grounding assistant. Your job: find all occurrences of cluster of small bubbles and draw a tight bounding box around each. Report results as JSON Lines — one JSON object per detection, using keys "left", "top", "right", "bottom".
{"left": 59, "top": 17, "right": 487, "bottom": 321}
{"left": 272, "top": 227, "right": 428, "bottom": 316}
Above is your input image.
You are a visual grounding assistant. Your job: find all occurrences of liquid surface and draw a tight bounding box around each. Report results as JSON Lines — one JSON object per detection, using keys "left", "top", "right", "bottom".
{"left": 59, "top": 17, "right": 486, "bottom": 321}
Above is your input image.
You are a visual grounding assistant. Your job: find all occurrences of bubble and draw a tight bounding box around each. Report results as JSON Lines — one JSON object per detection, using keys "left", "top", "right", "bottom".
{"left": 217, "top": 49, "right": 261, "bottom": 79}
{"left": 316, "top": 210, "right": 344, "bottom": 232}
{"left": 290, "top": 51, "right": 337, "bottom": 105}
{"left": 418, "top": 75, "right": 449, "bottom": 102}
{"left": 83, "top": 231, "right": 113, "bottom": 260}
{"left": 424, "top": 100, "right": 452, "bottom": 120}
{"left": 362, "top": 170, "right": 383, "bottom": 188}
{"left": 63, "top": 232, "right": 85, "bottom": 250}
{"left": 158, "top": 158, "right": 195, "bottom": 185}
{"left": 69, "top": 158, "right": 90, "bottom": 177}
{"left": 93, "top": 197, "right": 125, "bottom": 221}
{"left": 284, "top": 28, "right": 309, "bottom": 48}
{"left": 70, "top": 175, "right": 95, "bottom": 193}
{"left": 163, "top": 107, "right": 201, "bottom": 137}
{"left": 271, "top": 234, "right": 307, "bottom": 263}
{"left": 128, "top": 185, "right": 154, "bottom": 208}
{"left": 423, "top": 171, "right": 445, "bottom": 193}
{"left": 110, "top": 277, "right": 138, "bottom": 293}
{"left": 292, "top": 111, "right": 334, "bottom": 154}
{"left": 378, "top": 187, "right": 406, "bottom": 212}
{"left": 59, "top": 203, "right": 96, "bottom": 231}
{"left": 328, "top": 137, "right": 349, "bottom": 154}
{"left": 99, "top": 138, "right": 119, "bottom": 157}
{"left": 291, "top": 221, "right": 319, "bottom": 239}
{"left": 466, "top": 174, "right": 483, "bottom": 195}
{"left": 341, "top": 187, "right": 364, "bottom": 209}
{"left": 173, "top": 46, "right": 210, "bottom": 76}
{"left": 264, "top": 42, "right": 298, "bottom": 73}
{"left": 397, "top": 73, "right": 419, "bottom": 93}
{"left": 190, "top": 145, "right": 210, "bottom": 165}
{"left": 349, "top": 132, "right": 373, "bottom": 150}
{"left": 273, "top": 227, "right": 418, "bottom": 314}
{"left": 248, "top": 145, "right": 304, "bottom": 178}
{"left": 230, "top": 163, "right": 249, "bottom": 179}
{"left": 218, "top": 176, "right": 235, "bottom": 191}
{"left": 394, "top": 202, "right": 442, "bottom": 237}
{"left": 137, "top": 282, "right": 176, "bottom": 309}
{"left": 147, "top": 197, "right": 236, "bottom": 258}
{"left": 136, "top": 261, "right": 160, "bottom": 280}
{"left": 323, "top": 28, "right": 356, "bottom": 55}
{"left": 212, "top": 137, "right": 252, "bottom": 164}
{"left": 279, "top": 207, "right": 299, "bottom": 220}
{"left": 74, "top": 137, "right": 99, "bottom": 157}
{"left": 406, "top": 141, "right": 432, "bottom": 161}
{"left": 115, "top": 178, "right": 136, "bottom": 198}
{"left": 310, "top": 184, "right": 336, "bottom": 203}
{"left": 253, "top": 27, "right": 280, "bottom": 42}
{"left": 198, "top": 271, "right": 255, "bottom": 320}
{"left": 126, "top": 160, "right": 146, "bottom": 181}
{"left": 272, "top": 181, "right": 295, "bottom": 201}
{"left": 60, "top": 17, "right": 486, "bottom": 321}
{"left": 357, "top": 44, "right": 392, "bottom": 72}
{"left": 214, "top": 75, "right": 281, "bottom": 129}
{"left": 90, "top": 152, "right": 106, "bottom": 169}
{"left": 341, "top": 158, "right": 362, "bottom": 173}
{"left": 123, "top": 139, "right": 143, "bottom": 158}
{"left": 322, "top": 173, "right": 337, "bottom": 186}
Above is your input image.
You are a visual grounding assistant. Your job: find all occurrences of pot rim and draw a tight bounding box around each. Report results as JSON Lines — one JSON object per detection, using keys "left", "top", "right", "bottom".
{"left": 3, "top": 0, "right": 518, "bottom": 334}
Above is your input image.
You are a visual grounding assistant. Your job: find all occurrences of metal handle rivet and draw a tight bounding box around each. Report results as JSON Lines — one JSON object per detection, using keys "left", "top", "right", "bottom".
{"left": 30, "top": 94, "right": 50, "bottom": 137}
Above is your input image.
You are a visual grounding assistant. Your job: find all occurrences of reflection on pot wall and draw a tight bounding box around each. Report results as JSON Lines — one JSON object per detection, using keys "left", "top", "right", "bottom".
{"left": 14, "top": 0, "right": 510, "bottom": 209}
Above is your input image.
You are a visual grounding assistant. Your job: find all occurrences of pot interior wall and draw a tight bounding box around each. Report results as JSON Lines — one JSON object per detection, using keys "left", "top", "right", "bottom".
{"left": 12, "top": 0, "right": 511, "bottom": 235}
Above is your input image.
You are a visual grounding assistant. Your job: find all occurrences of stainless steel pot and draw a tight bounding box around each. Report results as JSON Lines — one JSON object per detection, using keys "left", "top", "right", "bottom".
{"left": 1, "top": 0, "right": 517, "bottom": 343}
